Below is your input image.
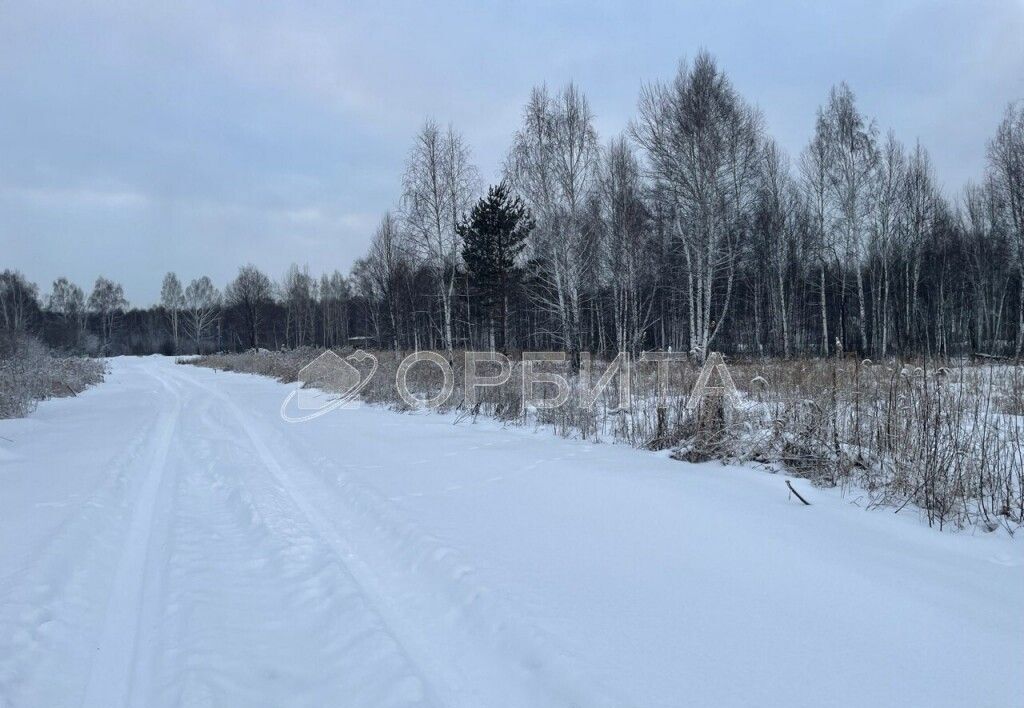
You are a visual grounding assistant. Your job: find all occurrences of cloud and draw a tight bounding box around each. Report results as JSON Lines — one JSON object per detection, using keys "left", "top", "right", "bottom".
{"left": 1, "top": 185, "right": 151, "bottom": 211}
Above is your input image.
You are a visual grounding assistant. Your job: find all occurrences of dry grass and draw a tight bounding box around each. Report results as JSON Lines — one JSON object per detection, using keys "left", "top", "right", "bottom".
{"left": 0, "top": 334, "right": 106, "bottom": 419}
{"left": 188, "top": 349, "right": 1024, "bottom": 531}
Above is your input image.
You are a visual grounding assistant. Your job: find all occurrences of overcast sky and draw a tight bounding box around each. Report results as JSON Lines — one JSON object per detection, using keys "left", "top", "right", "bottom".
{"left": 2, "top": 1, "right": 1022, "bottom": 305}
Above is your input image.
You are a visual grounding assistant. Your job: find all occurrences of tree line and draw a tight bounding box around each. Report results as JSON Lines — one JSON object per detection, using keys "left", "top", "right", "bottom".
{"left": 3, "top": 51, "right": 1022, "bottom": 361}
{"left": 0, "top": 265, "right": 353, "bottom": 356}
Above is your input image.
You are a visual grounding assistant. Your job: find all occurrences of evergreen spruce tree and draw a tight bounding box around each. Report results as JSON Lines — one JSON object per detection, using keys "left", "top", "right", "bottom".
{"left": 457, "top": 182, "right": 534, "bottom": 351}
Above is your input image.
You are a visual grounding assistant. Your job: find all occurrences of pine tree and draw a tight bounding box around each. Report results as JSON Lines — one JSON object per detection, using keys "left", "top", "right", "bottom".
{"left": 458, "top": 182, "right": 534, "bottom": 351}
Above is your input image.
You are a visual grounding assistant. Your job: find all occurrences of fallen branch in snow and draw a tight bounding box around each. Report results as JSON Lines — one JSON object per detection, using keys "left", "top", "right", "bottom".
{"left": 786, "top": 480, "right": 811, "bottom": 506}
{"left": 63, "top": 382, "right": 78, "bottom": 397}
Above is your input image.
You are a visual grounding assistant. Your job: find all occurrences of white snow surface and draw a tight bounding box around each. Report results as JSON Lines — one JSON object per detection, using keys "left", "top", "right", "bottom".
{"left": 0, "top": 356, "right": 1021, "bottom": 707}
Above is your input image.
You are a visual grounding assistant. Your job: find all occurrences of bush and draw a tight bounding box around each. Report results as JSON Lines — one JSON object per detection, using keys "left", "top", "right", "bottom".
{"left": 0, "top": 333, "right": 106, "bottom": 419}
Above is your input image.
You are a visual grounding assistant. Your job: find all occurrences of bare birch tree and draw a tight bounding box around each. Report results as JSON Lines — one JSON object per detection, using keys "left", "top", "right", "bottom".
{"left": 902, "top": 142, "right": 937, "bottom": 348}
{"left": 632, "top": 52, "right": 762, "bottom": 358}
{"left": 754, "top": 140, "right": 801, "bottom": 357}
{"left": 225, "top": 265, "right": 273, "bottom": 350}
{"left": 987, "top": 103, "right": 1024, "bottom": 357}
{"left": 0, "top": 270, "right": 39, "bottom": 333}
{"left": 365, "top": 212, "right": 408, "bottom": 356}
{"left": 319, "top": 271, "right": 349, "bottom": 348}
{"left": 870, "top": 133, "right": 906, "bottom": 356}
{"left": 821, "top": 83, "right": 878, "bottom": 352}
{"left": 506, "top": 84, "right": 600, "bottom": 368}
{"left": 596, "top": 136, "right": 655, "bottom": 354}
{"left": 47, "top": 277, "right": 85, "bottom": 347}
{"left": 160, "top": 272, "right": 184, "bottom": 352}
{"left": 183, "top": 276, "right": 221, "bottom": 353}
{"left": 281, "top": 264, "right": 317, "bottom": 348}
{"left": 800, "top": 113, "right": 837, "bottom": 355}
{"left": 402, "top": 120, "right": 479, "bottom": 358}
{"left": 87, "top": 276, "right": 127, "bottom": 352}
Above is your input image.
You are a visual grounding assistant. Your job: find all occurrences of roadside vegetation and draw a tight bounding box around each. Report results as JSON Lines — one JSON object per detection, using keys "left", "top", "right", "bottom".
{"left": 188, "top": 348, "right": 1023, "bottom": 531}
{"left": 0, "top": 333, "right": 105, "bottom": 419}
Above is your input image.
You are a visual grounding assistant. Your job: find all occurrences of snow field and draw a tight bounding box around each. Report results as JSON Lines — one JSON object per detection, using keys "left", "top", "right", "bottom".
{"left": 0, "top": 356, "right": 1021, "bottom": 707}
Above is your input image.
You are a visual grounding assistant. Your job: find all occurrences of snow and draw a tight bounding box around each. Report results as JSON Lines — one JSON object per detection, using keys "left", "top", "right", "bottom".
{"left": 0, "top": 355, "right": 1021, "bottom": 708}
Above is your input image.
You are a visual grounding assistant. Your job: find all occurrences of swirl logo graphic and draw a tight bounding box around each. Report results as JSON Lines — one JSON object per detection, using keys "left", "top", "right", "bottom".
{"left": 280, "top": 350, "right": 378, "bottom": 422}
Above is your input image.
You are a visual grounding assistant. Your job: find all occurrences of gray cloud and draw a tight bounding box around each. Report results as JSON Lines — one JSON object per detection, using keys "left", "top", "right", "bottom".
{"left": 2, "top": 0, "right": 1022, "bottom": 304}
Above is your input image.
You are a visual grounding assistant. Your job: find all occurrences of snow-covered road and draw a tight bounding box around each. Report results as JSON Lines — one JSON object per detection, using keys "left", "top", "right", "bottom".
{"left": 0, "top": 356, "right": 1021, "bottom": 707}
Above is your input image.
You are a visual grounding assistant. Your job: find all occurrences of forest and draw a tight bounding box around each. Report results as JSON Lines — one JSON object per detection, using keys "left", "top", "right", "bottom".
{"left": 3, "top": 52, "right": 1023, "bottom": 364}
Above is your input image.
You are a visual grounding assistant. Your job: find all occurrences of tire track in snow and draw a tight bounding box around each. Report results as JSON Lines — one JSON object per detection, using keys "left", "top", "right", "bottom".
{"left": 79, "top": 364, "right": 183, "bottom": 708}
{"left": 0, "top": 363, "right": 171, "bottom": 706}
{"left": 170, "top": 363, "right": 631, "bottom": 708}
{"left": 146, "top": 374, "right": 437, "bottom": 708}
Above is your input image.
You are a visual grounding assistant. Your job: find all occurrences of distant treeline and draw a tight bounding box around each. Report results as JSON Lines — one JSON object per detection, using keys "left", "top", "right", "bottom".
{"left": 3, "top": 51, "right": 1023, "bottom": 360}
